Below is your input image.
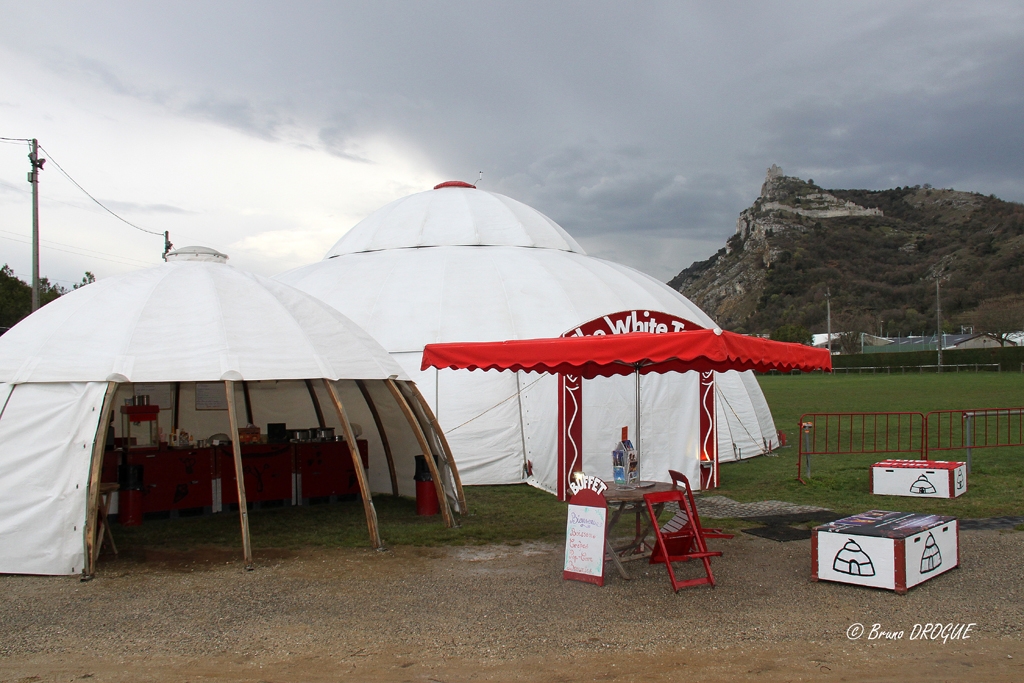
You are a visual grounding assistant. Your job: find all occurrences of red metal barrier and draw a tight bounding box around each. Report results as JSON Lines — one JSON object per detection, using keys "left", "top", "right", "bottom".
{"left": 797, "top": 412, "right": 925, "bottom": 483}
{"left": 925, "top": 407, "right": 1024, "bottom": 473}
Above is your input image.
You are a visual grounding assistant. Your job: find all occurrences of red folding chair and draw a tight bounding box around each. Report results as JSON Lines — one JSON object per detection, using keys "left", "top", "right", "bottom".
{"left": 643, "top": 472, "right": 729, "bottom": 591}
{"left": 668, "top": 470, "right": 733, "bottom": 541}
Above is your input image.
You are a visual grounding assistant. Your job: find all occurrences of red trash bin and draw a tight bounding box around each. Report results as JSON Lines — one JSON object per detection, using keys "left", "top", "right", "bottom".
{"left": 414, "top": 455, "right": 440, "bottom": 516}
{"left": 118, "top": 464, "right": 144, "bottom": 526}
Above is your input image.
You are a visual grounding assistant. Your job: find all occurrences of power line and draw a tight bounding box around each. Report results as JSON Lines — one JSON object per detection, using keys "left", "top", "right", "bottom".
{"left": 0, "top": 228, "right": 154, "bottom": 267}
{"left": 36, "top": 144, "right": 164, "bottom": 237}
{"left": 0, "top": 233, "right": 155, "bottom": 268}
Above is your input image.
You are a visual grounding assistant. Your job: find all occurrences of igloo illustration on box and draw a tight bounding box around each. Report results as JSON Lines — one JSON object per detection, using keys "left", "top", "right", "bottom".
{"left": 813, "top": 511, "right": 959, "bottom": 593}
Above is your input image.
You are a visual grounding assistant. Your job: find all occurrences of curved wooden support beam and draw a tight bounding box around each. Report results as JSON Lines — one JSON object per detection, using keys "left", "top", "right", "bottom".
{"left": 83, "top": 381, "right": 118, "bottom": 578}
{"left": 324, "top": 380, "right": 383, "bottom": 549}
{"left": 225, "top": 380, "right": 254, "bottom": 569}
{"left": 356, "top": 379, "right": 399, "bottom": 496}
{"left": 405, "top": 381, "right": 466, "bottom": 514}
{"left": 385, "top": 379, "right": 455, "bottom": 528}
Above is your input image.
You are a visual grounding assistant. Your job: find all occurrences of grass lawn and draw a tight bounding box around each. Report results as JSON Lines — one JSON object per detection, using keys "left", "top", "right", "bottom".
{"left": 114, "top": 373, "right": 1022, "bottom": 556}
{"left": 714, "top": 373, "right": 1024, "bottom": 518}
{"left": 115, "top": 484, "right": 570, "bottom": 553}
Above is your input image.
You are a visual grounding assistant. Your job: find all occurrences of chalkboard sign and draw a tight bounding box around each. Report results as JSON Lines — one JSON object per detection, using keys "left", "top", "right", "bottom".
{"left": 195, "top": 382, "right": 228, "bottom": 411}
{"left": 563, "top": 486, "right": 608, "bottom": 586}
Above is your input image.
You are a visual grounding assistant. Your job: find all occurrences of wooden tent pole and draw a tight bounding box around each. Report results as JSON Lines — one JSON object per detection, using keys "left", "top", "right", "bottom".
{"left": 385, "top": 379, "right": 455, "bottom": 528}
{"left": 84, "top": 381, "right": 118, "bottom": 578}
{"left": 305, "top": 379, "right": 326, "bottom": 429}
{"left": 355, "top": 379, "right": 399, "bottom": 496}
{"left": 224, "top": 380, "right": 254, "bottom": 569}
{"left": 323, "top": 380, "right": 383, "bottom": 549}
{"left": 405, "top": 381, "right": 466, "bottom": 514}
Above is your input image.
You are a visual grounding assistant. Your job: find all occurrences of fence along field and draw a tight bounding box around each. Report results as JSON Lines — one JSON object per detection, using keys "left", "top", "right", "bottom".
{"left": 797, "top": 408, "right": 1024, "bottom": 482}
{"left": 711, "top": 373, "right": 1024, "bottom": 519}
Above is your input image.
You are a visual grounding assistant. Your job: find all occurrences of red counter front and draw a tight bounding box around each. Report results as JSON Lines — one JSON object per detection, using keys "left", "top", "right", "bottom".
{"left": 124, "top": 447, "right": 215, "bottom": 513}
{"left": 218, "top": 444, "right": 295, "bottom": 506}
{"left": 297, "top": 440, "right": 367, "bottom": 500}
{"left": 108, "top": 438, "right": 370, "bottom": 517}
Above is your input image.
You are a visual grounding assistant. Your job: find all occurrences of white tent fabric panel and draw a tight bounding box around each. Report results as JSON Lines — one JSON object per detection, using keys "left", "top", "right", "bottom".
{"left": 578, "top": 372, "right": 701, "bottom": 487}
{"left": 0, "top": 382, "right": 107, "bottom": 576}
{"left": 0, "top": 262, "right": 407, "bottom": 384}
{"left": 279, "top": 247, "right": 717, "bottom": 353}
{"left": 715, "top": 371, "right": 776, "bottom": 462}
{"left": 739, "top": 370, "right": 780, "bottom": 451}
{"left": 395, "top": 354, "right": 526, "bottom": 487}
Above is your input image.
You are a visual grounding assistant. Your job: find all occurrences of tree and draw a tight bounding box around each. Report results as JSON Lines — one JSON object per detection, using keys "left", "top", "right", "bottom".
{"left": 771, "top": 324, "right": 812, "bottom": 344}
{"left": 962, "top": 295, "right": 1024, "bottom": 346}
{"left": 0, "top": 265, "right": 89, "bottom": 332}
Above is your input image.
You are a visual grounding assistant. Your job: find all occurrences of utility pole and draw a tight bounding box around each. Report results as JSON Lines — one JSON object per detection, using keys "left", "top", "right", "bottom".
{"left": 826, "top": 286, "right": 832, "bottom": 355}
{"left": 935, "top": 278, "right": 943, "bottom": 372}
{"left": 27, "top": 139, "right": 45, "bottom": 312}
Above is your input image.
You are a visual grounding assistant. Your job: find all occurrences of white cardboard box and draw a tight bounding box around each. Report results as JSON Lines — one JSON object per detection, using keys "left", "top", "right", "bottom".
{"left": 813, "top": 511, "right": 959, "bottom": 594}
{"left": 871, "top": 460, "right": 967, "bottom": 498}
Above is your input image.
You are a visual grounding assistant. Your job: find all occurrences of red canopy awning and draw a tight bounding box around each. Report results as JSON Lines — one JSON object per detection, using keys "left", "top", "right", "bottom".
{"left": 421, "top": 329, "right": 832, "bottom": 378}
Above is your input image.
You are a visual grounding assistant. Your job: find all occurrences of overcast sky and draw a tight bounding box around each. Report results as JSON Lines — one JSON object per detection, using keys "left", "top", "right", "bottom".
{"left": 1, "top": 2, "right": 1022, "bottom": 288}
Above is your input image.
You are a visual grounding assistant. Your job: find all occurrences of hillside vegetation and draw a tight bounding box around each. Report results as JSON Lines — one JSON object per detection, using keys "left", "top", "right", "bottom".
{"left": 670, "top": 167, "right": 1024, "bottom": 338}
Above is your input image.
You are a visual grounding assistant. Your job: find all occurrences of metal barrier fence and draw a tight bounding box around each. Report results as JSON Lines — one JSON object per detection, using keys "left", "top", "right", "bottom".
{"left": 796, "top": 408, "right": 1024, "bottom": 481}
{"left": 830, "top": 364, "right": 1001, "bottom": 374}
{"left": 796, "top": 412, "right": 925, "bottom": 484}
{"left": 926, "top": 408, "right": 1024, "bottom": 473}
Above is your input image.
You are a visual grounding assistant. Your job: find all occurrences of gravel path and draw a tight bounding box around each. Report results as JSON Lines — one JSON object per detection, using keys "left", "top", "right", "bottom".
{"left": 1, "top": 531, "right": 1022, "bottom": 682}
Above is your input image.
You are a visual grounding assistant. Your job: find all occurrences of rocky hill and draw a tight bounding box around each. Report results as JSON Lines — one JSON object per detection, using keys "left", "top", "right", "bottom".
{"left": 669, "top": 166, "right": 1024, "bottom": 339}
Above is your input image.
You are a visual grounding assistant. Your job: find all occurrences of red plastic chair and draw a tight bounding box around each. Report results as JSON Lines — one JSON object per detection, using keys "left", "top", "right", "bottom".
{"left": 643, "top": 472, "right": 728, "bottom": 591}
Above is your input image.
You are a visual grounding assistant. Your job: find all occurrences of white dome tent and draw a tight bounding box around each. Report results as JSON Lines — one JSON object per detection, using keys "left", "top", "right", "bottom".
{"left": 278, "top": 182, "right": 779, "bottom": 498}
{"left": 0, "top": 247, "right": 463, "bottom": 577}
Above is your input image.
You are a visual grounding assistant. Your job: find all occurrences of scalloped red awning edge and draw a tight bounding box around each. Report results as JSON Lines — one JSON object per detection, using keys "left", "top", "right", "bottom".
{"left": 421, "top": 329, "right": 831, "bottom": 378}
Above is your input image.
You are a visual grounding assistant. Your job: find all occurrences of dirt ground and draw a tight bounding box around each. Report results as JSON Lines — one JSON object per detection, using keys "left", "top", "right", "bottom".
{"left": 1, "top": 530, "right": 1021, "bottom": 682}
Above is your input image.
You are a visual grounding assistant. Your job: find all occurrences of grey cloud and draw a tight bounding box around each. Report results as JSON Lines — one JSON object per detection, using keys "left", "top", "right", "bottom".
{"left": 2, "top": 1, "right": 1022, "bottom": 282}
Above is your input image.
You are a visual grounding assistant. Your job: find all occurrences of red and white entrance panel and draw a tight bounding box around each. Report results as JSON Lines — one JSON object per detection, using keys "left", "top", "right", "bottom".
{"left": 812, "top": 511, "right": 959, "bottom": 594}
{"left": 871, "top": 460, "right": 967, "bottom": 498}
{"left": 557, "top": 310, "right": 710, "bottom": 500}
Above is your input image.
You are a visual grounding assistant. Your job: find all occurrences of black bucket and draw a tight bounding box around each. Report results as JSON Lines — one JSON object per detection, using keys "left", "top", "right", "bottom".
{"left": 118, "top": 464, "right": 144, "bottom": 491}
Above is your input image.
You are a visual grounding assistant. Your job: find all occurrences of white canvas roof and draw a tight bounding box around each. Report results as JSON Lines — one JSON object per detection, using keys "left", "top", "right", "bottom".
{"left": 278, "top": 185, "right": 779, "bottom": 493}
{"left": 325, "top": 182, "right": 585, "bottom": 257}
{"left": 0, "top": 256, "right": 408, "bottom": 384}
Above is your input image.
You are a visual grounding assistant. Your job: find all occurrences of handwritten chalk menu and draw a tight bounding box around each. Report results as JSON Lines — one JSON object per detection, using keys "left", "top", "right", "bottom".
{"left": 195, "top": 382, "right": 228, "bottom": 411}
{"left": 563, "top": 486, "right": 608, "bottom": 587}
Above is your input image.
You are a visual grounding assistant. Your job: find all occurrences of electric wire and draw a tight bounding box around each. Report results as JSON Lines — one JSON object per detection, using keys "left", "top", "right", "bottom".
{"left": 446, "top": 374, "right": 546, "bottom": 434}
{"left": 0, "top": 228, "right": 154, "bottom": 266}
{"left": 37, "top": 144, "right": 164, "bottom": 237}
{"left": 0, "top": 233, "right": 155, "bottom": 268}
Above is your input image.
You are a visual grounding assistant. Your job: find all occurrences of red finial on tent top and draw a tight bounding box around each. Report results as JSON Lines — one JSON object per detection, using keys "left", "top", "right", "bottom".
{"left": 433, "top": 180, "right": 476, "bottom": 189}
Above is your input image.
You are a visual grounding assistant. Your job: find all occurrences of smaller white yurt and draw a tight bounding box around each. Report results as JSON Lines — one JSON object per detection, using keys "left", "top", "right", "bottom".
{"left": 0, "top": 247, "right": 463, "bottom": 577}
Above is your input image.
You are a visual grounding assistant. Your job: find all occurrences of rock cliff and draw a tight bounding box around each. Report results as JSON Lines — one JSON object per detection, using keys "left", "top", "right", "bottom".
{"left": 669, "top": 167, "right": 1024, "bottom": 336}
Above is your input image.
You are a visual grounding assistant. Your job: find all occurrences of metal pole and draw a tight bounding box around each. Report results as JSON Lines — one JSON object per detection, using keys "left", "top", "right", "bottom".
{"left": 965, "top": 412, "right": 973, "bottom": 474}
{"left": 936, "top": 279, "right": 943, "bottom": 372}
{"left": 826, "top": 287, "right": 832, "bottom": 355}
{"left": 28, "top": 139, "right": 42, "bottom": 312}
{"left": 802, "top": 421, "right": 812, "bottom": 479}
{"left": 634, "top": 366, "right": 641, "bottom": 483}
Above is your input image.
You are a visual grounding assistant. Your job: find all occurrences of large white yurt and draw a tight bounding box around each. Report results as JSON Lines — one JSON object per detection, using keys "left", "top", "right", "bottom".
{"left": 0, "top": 247, "right": 462, "bottom": 576}
{"left": 278, "top": 182, "right": 778, "bottom": 497}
